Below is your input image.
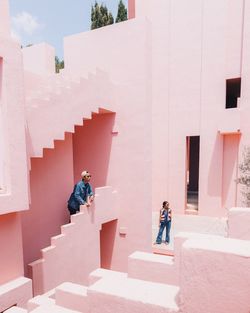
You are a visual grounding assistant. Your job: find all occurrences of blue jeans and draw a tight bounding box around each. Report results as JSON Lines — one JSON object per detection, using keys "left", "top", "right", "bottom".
{"left": 156, "top": 221, "right": 171, "bottom": 243}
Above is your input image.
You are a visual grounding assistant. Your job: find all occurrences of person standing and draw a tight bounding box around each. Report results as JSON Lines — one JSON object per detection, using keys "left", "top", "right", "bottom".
{"left": 155, "top": 201, "right": 172, "bottom": 244}
{"left": 67, "top": 170, "right": 94, "bottom": 215}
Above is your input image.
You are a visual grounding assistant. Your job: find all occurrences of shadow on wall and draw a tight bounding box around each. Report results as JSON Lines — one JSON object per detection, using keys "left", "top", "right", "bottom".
{"left": 21, "top": 112, "right": 115, "bottom": 276}
{"left": 73, "top": 112, "right": 116, "bottom": 189}
{"left": 100, "top": 219, "right": 118, "bottom": 269}
{"left": 207, "top": 133, "right": 223, "bottom": 197}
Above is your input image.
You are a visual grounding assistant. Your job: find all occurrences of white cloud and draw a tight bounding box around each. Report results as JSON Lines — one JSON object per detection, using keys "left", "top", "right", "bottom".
{"left": 11, "top": 11, "right": 43, "bottom": 36}
{"left": 11, "top": 29, "right": 21, "bottom": 42}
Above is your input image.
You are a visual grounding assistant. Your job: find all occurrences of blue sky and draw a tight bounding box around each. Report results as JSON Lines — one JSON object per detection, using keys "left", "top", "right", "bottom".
{"left": 9, "top": 0, "right": 128, "bottom": 59}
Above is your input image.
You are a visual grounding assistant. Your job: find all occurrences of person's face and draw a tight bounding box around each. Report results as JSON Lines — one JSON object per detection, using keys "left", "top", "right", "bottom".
{"left": 83, "top": 174, "right": 91, "bottom": 182}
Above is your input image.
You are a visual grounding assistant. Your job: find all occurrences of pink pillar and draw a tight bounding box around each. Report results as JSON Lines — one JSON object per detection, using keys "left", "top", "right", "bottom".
{"left": 128, "top": 0, "right": 135, "bottom": 18}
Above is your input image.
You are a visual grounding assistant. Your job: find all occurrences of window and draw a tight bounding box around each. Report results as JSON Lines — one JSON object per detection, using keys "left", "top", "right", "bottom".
{"left": 226, "top": 78, "right": 241, "bottom": 109}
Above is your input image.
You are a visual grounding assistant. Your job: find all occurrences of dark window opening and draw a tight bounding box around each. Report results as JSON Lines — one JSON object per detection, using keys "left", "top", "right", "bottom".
{"left": 226, "top": 78, "right": 241, "bottom": 109}
{"left": 186, "top": 136, "right": 200, "bottom": 212}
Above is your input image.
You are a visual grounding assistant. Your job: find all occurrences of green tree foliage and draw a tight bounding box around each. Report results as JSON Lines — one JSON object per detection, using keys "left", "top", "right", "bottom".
{"left": 55, "top": 56, "right": 64, "bottom": 73}
{"left": 237, "top": 146, "right": 250, "bottom": 206}
{"left": 115, "top": 0, "right": 127, "bottom": 23}
{"left": 91, "top": 2, "right": 114, "bottom": 30}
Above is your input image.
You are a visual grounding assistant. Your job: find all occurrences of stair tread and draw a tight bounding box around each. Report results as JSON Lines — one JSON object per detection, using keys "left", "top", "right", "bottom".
{"left": 4, "top": 308, "right": 27, "bottom": 313}
{"left": 129, "top": 251, "right": 174, "bottom": 264}
{"left": 90, "top": 268, "right": 127, "bottom": 279}
{"left": 56, "top": 282, "right": 87, "bottom": 296}
{"left": 30, "top": 304, "right": 81, "bottom": 313}
{"left": 89, "top": 275, "right": 179, "bottom": 310}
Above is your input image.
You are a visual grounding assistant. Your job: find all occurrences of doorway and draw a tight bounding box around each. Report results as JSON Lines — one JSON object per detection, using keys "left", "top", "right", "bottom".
{"left": 186, "top": 136, "right": 200, "bottom": 212}
{"left": 100, "top": 219, "right": 117, "bottom": 269}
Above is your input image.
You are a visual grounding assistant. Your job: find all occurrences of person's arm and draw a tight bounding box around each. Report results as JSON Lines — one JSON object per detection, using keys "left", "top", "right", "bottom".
{"left": 74, "top": 184, "right": 85, "bottom": 205}
{"left": 88, "top": 184, "right": 94, "bottom": 203}
{"left": 168, "top": 208, "right": 172, "bottom": 221}
{"left": 88, "top": 184, "right": 94, "bottom": 197}
{"left": 159, "top": 209, "right": 161, "bottom": 226}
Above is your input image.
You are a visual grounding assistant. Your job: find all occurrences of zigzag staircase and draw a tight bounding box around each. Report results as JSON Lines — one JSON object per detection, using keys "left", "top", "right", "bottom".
{"left": 25, "top": 69, "right": 116, "bottom": 158}
{"left": 23, "top": 70, "right": 119, "bottom": 298}
{"left": 29, "top": 186, "right": 118, "bottom": 296}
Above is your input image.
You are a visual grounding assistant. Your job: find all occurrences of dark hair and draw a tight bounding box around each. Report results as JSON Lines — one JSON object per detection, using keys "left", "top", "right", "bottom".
{"left": 162, "top": 201, "right": 169, "bottom": 207}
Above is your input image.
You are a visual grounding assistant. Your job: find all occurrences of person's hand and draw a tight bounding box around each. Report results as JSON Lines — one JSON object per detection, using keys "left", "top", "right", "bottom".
{"left": 89, "top": 195, "right": 94, "bottom": 202}
{"left": 86, "top": 202, "right": 91, "bottom": 208}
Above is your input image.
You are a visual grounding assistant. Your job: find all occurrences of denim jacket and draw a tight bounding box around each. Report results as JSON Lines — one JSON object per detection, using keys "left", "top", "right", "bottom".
{"left": 67, "top": 180, "right": 93, "bottom": 210}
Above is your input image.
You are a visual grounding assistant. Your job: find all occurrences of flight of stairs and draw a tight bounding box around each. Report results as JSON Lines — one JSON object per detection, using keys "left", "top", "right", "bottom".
{"left": 29, "top": 186, "right": 118, "bottom": 296}
{"left": 25, "top": 70, "right": 116, "bottom": 158}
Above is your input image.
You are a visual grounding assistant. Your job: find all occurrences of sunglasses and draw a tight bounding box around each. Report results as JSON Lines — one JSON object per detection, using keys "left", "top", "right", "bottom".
{"left": 85, "top": 175, "right": 91, "bottom": 178}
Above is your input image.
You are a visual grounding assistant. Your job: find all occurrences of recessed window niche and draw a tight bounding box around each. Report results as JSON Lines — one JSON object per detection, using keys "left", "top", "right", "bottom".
{"left": 226, "top": 78, "right": 241, "bottom": 109}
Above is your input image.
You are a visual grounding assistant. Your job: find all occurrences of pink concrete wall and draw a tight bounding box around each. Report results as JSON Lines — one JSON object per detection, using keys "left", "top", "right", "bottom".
{"left": 222, "top": 134, "right": 240, "bottom": 209}
{"left": 64, "top": 18, "right": 152, "bottom": 271}
{"left": 0, "top": 0, "right": 10, "bottom": 38}
{"left": 22, "top": 43, "right": 55, "bottom": 75}
{"left": 134, "top": 0, "right": 248, "bottom": 215}
{"left": 228, "top": 208, "right": 250, "bottom": 240}
{"left": 179, "top": 236, "right": 250, "bottom": 313}
{"left": 0, "top": 213, "right": 24, "bottom": 284}
{"left": 0, "top": 36, "right": 29, "bottom": 215}
{"left": 21, "top": 133, "right": 74, "bottom": 275}
{"left": 73, "top": 113, "right": 115, "bottom": 188}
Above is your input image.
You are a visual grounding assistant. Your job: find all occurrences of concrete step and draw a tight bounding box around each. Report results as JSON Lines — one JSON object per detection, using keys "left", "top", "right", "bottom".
{"left": 55, "top": 282, "right": 88, "bottom": 312}
{"left": 28, "top": 295, "right": 55, "bottom": 312}
{"left": 128, "top": 251, "right": 178, "bottom": 285}
{"left": 4, "top": 308, "right": 27, "bottom": 313}
{"left": 88, "top": 272, "right": 180, "bottom": 313}
{"left": 29, "top": 304, "right": 81, "bottom": 313}
{"left": 88, "top": 268, "right": 127, "bottom": 285}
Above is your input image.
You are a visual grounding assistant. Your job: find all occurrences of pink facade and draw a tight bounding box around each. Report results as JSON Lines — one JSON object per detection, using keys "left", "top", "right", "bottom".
{"left": 1, "top": 0, "right": 250, "bottom": 312}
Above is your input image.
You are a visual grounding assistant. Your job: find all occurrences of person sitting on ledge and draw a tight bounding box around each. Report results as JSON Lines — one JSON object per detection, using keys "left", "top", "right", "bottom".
{"left": 67, "top": 170, "right": 94, "bottom": 215}
{"left": 154, "top": 200, "right": 172, "bottom": 245}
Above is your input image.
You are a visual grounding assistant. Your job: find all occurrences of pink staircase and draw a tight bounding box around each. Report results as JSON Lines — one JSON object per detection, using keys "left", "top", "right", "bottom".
{"left": 25, "top": 70, "right": 116, "bottom": 158}
{"left": 29, "top": 186, "right": 117, "bottom": 296}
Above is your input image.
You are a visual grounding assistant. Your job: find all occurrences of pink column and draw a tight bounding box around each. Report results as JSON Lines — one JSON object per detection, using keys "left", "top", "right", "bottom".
{"left": 128, "top": 0, "right": 135, "bottom": 18}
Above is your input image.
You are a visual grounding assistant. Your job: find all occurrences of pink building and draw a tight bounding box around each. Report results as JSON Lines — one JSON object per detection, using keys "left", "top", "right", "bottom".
{"left": 1, "top": 0, "right": 250, "bottom": 312}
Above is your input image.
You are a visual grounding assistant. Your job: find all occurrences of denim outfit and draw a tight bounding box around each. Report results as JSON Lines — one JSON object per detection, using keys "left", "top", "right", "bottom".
{"left": 156, "top": 208, "right": 171, "bottom": 244}
{"left": 67, "top": 180, "right": 93, "bottom": 215}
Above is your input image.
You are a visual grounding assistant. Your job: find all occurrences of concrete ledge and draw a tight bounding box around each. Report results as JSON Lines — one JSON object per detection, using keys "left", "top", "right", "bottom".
{"left": 28, "top": 304, "right": 81, "bottom": 313}
{"left": 0, "top": 277, "right": 32, "bottom": 312}
{"left": 55, "top": 282, "right": 88, "bottom": 312}
{"left": 228, "top": 207, "right": 250, "bottom": 240}
{"left": 88, "top": 275, "right": 179, "bottom": 313}
{"left": 128, "top": 251, "right": 178, "bottom": 285}
{"left": 4, "top": 307, "right": 27, "bottom": 313}
{"left": 183, "top": 235, "right": 250, "bottom": 256}
{"left": 179, "top": 236, "right": 250, "bottom": 313}
{"left": 88, "top": 268, "right": 127, "bottom": 286}
{"left": 27, "top": 295, "right": 55, "bottom": 312}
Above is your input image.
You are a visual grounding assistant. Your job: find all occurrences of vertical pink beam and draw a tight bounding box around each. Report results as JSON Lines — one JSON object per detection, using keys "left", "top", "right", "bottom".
{"left": 0, "top": 0, "right": 11, "bottom": 38}
{"left": 128, "top": 0, "right": 135, "bottom": 18}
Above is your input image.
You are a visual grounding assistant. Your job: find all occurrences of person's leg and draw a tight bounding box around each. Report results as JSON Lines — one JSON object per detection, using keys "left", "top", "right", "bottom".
{"left": 165, "top": 221, "right": 171, "bottom": 243}
{"left": 68, "top": 206, "right": 77, "bottom": 215}
{"left": 156, "top": 222, "right": 165, "bottom": 244}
